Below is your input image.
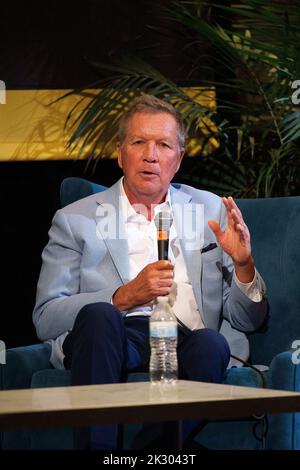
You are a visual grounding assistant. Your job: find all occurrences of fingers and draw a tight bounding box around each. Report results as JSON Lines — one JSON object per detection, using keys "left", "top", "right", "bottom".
{"left": 223, "top": 196, "right": 245, "bottom": 228}
{"left": 208, "top": 219, "right": 223, "bottom": 238}
{"left": 223, "top": 196, "right": 242, "bottom": 218}
{"left": 150, "top": 272, "right": 173, "bottom": 293}
{"left": 143, "top": 260, "right": 174, "bottom": 276}
{"left": 155, "top": 260, "right": 174, "bottom": 270}
{"left": 119, "top": 261, "right": 175, "bottom": 309}
{"left": 223, "top": 196, "right": 250, "bottom": 245}
{"left": 156, "top": 279, "right": 174, "bottom": 289}
{"left": 235, "top": 222, "right": 250, "bottom": 245}
{"left": 152, "top": 260, "right": 174, "bottom": 279}
{"left": 159, "top": 270, "right": 174, "bottom": 280}
{"left": 223, "top": 196, "right": 238, "bottom": 211}
{"left": 208, "top": 219, "right": 219, "bottom": 233}
{"left": 155, "top": 261, "right": 174, "bottom": 288}
{"left": 142, "top": 260, "right": 174, "bottom": 291}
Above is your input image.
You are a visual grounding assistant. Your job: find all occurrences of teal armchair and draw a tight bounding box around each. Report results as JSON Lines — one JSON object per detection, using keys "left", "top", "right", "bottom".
{"left": 1, "top": 177, "right": 300, "bottom": 450}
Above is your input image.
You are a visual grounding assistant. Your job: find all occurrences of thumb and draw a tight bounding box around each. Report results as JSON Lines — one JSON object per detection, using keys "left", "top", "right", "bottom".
{"left": 208, "top": 220, "right": 223, "bottom": 239}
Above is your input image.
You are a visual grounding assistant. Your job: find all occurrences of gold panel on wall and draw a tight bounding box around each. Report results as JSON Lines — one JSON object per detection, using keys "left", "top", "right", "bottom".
{"left": 0, "top": 90, "right": 89, "bottom": 161}
{"left": 0, "top": 88, "right": 217, "bottom": 161}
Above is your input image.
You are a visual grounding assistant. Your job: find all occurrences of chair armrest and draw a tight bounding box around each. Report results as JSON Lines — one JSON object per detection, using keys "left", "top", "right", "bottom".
{"left": 224, "top": 366, "right": 269, "bottom": 388}
{"left": 0, "top": 343, "right": 52, "bottom": 390}
{"left": 269, "top": 350, "right": 300, "bottom": 391}
{"left": 264, "top": 351, "right": 300, "bottom": 449}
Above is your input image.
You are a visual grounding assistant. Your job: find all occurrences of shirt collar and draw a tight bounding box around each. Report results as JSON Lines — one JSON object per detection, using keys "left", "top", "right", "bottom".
{"left": 119, "top": 177, "right": 172, "bottom": 223}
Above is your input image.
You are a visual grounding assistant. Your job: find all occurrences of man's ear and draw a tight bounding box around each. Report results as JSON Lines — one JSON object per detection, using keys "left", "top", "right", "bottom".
{"left": 176, "top": 149, "right": 185, "bottom": 172}
{"left": 117, "top": 143, "right": 123, "bottom": 169}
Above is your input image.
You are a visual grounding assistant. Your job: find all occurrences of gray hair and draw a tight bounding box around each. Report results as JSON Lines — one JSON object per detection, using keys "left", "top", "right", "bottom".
{"left": 117, "top": 94, "right": 186, "bottom": 149}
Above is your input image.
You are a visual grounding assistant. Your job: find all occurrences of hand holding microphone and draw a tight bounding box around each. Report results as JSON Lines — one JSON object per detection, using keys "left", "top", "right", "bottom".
{"left": 113, "top": 209, "right": 174, "bottom": 310}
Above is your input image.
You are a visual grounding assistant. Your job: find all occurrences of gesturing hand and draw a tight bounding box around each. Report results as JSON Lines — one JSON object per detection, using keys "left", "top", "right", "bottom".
{"left": 208, "top": 196, "right": 255, "bottom": 282}
{"left": 113, "top": 260, "right": 174, "bottom": 311}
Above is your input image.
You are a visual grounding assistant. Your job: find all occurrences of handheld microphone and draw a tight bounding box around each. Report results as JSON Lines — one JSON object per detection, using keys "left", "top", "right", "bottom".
{"left": 154, "top": 210, "right": 173, "bottom": 260}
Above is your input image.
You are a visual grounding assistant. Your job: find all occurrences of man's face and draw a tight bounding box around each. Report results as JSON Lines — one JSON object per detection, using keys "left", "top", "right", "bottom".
{"left": 117, "top": 112, "right": 185, "bottom": 205}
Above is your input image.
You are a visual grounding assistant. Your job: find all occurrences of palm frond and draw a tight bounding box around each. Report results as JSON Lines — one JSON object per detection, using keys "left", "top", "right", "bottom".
{"left": 58, "top": 0, "right": 300, "bottom": 195}
{"left": 282, "top": 112, "right": 300, "bottom": 143}
{"left": 62, "top": 55, "right": 219, "bottom": 162}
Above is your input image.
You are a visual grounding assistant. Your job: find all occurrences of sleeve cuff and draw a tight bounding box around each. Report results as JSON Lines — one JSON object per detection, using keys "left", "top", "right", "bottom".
{"left": 233, "top": 268, "right": 263, "bottom": 302}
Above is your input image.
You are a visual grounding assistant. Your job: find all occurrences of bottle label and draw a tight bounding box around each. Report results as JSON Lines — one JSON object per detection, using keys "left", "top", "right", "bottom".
{"left": 150, "top": 321, "right": 177, "bottom": 338}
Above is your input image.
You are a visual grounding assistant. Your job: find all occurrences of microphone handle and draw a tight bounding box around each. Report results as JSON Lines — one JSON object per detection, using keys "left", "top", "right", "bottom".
{"left": 158, "top": 239, "right": 169, "bottom": 260}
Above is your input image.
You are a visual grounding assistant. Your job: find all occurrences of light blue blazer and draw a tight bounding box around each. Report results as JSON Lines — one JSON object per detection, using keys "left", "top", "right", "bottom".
{"left": 33, "top": 179, "right": 267, "bottom": 368}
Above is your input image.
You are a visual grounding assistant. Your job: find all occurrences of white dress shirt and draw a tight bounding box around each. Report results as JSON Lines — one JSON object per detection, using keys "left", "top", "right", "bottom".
{"left": 118, "top": 179, "right": 262, "bottom": 330}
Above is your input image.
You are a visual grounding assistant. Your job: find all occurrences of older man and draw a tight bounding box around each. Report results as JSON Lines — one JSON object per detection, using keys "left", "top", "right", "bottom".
{"left": 33, "top": 94, "right": 267, "bottom": 450}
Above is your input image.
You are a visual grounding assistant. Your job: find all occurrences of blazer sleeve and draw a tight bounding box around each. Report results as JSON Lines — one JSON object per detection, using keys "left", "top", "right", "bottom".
{"left": 33, "top": 210, "right": 123, "bottom": 341}
{"left": 219, "top": 203, "right": 268, "bottom": 332}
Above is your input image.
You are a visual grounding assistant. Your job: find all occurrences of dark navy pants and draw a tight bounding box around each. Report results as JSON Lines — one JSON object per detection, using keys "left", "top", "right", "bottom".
{"left": 62, "top": 302, "right": 230, "bottom": 450}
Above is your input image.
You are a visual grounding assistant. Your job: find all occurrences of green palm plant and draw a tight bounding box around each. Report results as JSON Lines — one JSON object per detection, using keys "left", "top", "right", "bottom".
{"left": 61, "top": 56, "right": 221, "bottom": 172}
{"left": 60, "top": 0, "right": 300, "bottom": 197}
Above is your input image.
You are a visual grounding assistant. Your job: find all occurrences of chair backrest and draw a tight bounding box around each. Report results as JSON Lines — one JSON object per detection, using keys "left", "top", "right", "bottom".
{"left": 60, "top": 178, "right": 300, "bottom": 366}
{"left": 60, "top": 177, "right": 107, "bottom": 208}
{"left": 236, "top": 197, "right": 300, "bottom": 365}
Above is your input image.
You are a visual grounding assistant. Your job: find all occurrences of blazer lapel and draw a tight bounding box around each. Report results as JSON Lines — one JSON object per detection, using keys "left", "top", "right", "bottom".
{"left": 94, "top": 181, "right": 206, "bottom": 314}
{"left": 170, "top": 185, "right": 205, "bottom": 321}
{"left": 95, "top": 181, "right": 130, "bottom": 284}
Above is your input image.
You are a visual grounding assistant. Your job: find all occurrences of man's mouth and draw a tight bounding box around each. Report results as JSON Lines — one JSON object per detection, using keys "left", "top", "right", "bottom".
{"left": 141, "top": 171, "right": 159, "bottom": 176}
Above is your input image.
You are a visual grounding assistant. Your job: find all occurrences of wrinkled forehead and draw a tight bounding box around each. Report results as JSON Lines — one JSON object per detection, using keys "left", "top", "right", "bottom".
{"left": 124, "top": 111, "right": 179, "bottom": 140}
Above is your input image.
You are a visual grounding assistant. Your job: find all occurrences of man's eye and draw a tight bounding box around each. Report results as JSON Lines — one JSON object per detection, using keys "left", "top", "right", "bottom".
{"left": 133, "top": 140, "right": 143, "bottom": 145}
{"left": 160, "top": 142, "right": 171, "bottom": 148}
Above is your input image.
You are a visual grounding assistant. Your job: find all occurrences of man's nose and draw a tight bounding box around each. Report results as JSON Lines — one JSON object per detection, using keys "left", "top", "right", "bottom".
{"left": 143, "top": 142, "right": 158, "bottom": 161}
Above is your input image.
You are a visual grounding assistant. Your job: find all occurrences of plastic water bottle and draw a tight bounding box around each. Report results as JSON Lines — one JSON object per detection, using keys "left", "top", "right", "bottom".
{"left": 149, "top": 296, "right": 178, "bottom": 382}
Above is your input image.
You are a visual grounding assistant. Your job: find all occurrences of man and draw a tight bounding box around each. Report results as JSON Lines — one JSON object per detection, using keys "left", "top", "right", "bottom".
{"left": 33, "top": 94, "right": 268, "bottom": 450}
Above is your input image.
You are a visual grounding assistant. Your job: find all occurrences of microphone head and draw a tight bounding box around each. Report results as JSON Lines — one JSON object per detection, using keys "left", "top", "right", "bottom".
{"left": 154, "top": 210, "right": 173, "bottom": 231}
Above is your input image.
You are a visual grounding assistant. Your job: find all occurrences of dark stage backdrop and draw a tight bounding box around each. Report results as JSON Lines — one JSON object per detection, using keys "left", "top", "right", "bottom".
{"left": 0, "top": 0, "right": 208, "bottom": 89}
{"left": 0, "top": 158, "right": 198, "bottom": 347}
{"left": 0, "top": 160, "right": 120, "bottom": 347}
{"left": 0, "top": 0, "right": 209, "bottom": 347}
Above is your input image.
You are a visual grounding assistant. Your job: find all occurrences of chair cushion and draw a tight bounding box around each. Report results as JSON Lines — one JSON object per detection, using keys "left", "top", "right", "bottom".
{"left": 30, "top": 369, "right": 73, "bottom": 450}
{"left": 31, "top": 369, "right": 71, "bottom": 388}
{"left": 31, "top": 368, "right": 267, "bottom": 389}
{"left": 30, "top": 370, "right": 150, "bottom": 388}
{"left": 1, "top": 343, "right": 51, "bottom": 390}
{"left": 225, "top": 366, "right": 270, "bottom": 388}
